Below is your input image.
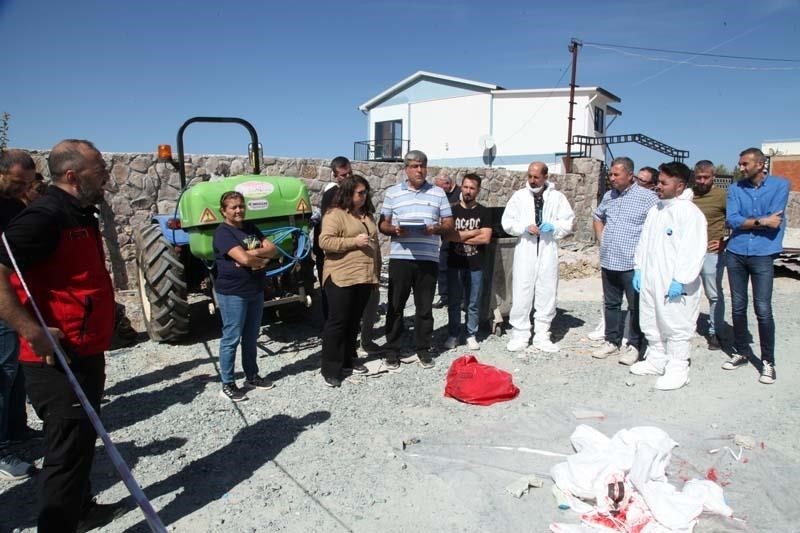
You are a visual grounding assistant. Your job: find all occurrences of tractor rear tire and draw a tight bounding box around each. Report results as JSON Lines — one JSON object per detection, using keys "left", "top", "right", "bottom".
{"left": 133, "top": 224, "right": 190, "bottom": 342}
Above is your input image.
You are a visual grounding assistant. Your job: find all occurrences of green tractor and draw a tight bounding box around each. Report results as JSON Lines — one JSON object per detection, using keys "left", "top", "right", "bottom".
{"left": 133, "top": 117, "right": 315, "bottom": 342}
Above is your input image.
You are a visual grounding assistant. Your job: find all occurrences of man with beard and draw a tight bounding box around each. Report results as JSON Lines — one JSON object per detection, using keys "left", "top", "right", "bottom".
{"left": 442, "top": 174, "right": 491, "bottom": 351}
{"left": 692, "top": 160, "right": 728, "bottom": 350}
{"left": 722, "top": 148, "right": 789, "bottom": 384}
{"left": 0, "top": 149, "right": 37, "bottom": 481}
{"left": 432, "top": 172, "right": 460, "bottom": 309}
{"left": 502, "top": 162, "right": 575, "bottom": 353}
{"left": 630, "top": 162, "right": 706, "bottom": 390}
{"left": 0, "top": 140, "right": 124, "bottom": 531}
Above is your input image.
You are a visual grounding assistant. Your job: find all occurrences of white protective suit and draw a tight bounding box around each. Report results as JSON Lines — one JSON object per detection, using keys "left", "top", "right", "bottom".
{"left": 501, "top": 182, "right": 575, "bottom": 341}
{"left": 634, "top": 189, "right": 706, "bottom": 375}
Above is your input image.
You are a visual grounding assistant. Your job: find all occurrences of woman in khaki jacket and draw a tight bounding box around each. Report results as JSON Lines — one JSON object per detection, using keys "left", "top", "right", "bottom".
{"left": 319, "top": 176, "right": 381, "bottom": 387}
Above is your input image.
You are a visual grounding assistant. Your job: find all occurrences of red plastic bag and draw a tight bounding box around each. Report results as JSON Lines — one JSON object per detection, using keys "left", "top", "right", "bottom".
{"left": 444, "top": 355, "right": 520, "bottom": 406}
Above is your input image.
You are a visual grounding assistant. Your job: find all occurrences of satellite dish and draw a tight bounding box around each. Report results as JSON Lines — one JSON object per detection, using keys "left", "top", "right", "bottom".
{"left": 478, "top": 134, "right": 496, "bottom": 151}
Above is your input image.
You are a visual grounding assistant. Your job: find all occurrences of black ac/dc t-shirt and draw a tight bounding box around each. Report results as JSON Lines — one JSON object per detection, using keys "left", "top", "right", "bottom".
{"left": 447, "top": 203, "right": 491, "bottom": 271}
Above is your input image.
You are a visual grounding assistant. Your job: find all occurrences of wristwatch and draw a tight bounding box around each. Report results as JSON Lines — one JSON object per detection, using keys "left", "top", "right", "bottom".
{"left": 754, "top": 218, "right": 761, "bottom": 226}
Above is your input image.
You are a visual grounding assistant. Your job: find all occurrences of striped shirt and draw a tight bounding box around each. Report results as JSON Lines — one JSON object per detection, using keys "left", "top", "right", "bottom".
{"left": 381, "top": 180, "right": 453, "bottom": 262}
{"left": 594, "top": 182, "right": 658, "bottom": 271}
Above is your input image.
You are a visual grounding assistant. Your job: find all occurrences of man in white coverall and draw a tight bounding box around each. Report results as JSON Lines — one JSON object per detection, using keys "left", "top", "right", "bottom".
{"left": 502, "top": 162, "right": 575, "bottom": 352}
{"left": 630, "top": 162, "right": 707, "bottom": 390}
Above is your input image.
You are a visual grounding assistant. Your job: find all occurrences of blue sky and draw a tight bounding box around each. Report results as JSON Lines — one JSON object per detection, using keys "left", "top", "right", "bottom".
{"left": 1, "top": 0, "right": 798, "bottom": 171}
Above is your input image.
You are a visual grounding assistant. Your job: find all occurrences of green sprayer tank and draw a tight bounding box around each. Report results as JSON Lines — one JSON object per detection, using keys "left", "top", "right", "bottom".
{"left": 178, "top": 175, "right": 312, "bottom": 260}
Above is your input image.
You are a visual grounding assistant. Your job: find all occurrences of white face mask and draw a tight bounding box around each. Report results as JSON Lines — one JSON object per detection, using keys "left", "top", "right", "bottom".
{"left": 527, "top": 183, "right": 544, "bottom": 194}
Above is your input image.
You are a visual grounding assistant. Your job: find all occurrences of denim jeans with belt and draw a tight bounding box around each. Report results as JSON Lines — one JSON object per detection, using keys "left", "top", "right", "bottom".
{"left": 446, "top": 268, "right": 483, "bottom": 338}
{"left": 699, "top": 251, "right": 726, "bottom": 338}
{"left": 215, "top": 291, "right": 264, "bottom": 384}
{"left": 726, "top": 251, "right": 776, "bottom": 364}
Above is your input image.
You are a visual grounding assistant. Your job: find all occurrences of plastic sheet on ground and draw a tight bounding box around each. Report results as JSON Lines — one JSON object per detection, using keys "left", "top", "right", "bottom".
{"left": 401, "top": 406, "right": 798, "bottom": 532}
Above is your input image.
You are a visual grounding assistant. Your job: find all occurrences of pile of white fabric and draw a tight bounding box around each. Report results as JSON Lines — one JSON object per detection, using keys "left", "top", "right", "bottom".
{"left": 550, "top": 425, "right": 733, "bottom": 532}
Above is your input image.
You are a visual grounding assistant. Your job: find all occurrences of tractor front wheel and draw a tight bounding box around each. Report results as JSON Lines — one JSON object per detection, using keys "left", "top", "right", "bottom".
{"left": 133, "top": 224, "right": 190, "bottom": 342}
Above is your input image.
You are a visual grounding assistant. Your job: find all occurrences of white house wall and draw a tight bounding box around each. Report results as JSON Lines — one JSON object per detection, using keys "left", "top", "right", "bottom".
{"left": 409, "top": 94, "right": 491, "bottom": 163}
{"left": 367, "top": 103, "right": 410, "bottom": 142}
{"left": 362, "top": 82, "right": 616, "bottom": 171}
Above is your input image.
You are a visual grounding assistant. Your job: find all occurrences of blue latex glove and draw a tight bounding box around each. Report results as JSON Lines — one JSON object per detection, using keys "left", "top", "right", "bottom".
{"left": 539, "top": 222, "right": 555, "bottom": 234}
{"left": 632, "top": 269, "right": 641, "bottom": 293}
{"left": 666, "top": 279, "right": 683, "bottom": 301}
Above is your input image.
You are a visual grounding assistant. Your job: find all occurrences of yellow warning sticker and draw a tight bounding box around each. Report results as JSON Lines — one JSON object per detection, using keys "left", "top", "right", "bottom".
{"left": 296, "top": 198, "right": 310, "bottom": 213}
{"left": 199, "top": 207, "right": 218, "bottom": 223}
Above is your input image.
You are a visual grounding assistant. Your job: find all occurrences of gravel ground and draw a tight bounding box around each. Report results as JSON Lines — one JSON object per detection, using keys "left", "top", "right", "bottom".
{"left": 1, "top": 270, "right": 799, "bottom": 533}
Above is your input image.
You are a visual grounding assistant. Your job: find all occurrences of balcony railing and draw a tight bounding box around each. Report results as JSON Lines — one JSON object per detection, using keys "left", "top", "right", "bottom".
{"left": 353, "top": 139, "right": 410, "bottom": 162}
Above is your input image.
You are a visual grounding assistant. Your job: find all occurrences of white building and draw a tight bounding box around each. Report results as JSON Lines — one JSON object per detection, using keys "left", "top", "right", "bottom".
{"left": 356, "top": 71, "right": 621, "bottom": 173}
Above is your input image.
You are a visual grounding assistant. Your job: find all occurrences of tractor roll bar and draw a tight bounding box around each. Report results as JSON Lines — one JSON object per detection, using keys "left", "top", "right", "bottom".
{"left": 176, "top": 116, "right": 261, "bottom": 189}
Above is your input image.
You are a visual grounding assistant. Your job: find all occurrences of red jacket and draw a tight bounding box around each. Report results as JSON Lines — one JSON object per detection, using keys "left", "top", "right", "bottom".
{"left": 6, "top": 194, "right": 115, "bottom": 363}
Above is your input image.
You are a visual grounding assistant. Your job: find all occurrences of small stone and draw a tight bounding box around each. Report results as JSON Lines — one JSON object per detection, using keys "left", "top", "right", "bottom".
{"left": 734, "top": 434, "right": 756, "bottom": 449}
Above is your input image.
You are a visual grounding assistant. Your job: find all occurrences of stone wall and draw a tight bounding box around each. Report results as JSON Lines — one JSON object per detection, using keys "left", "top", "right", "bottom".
{"left": 25, "top": 151, "right": 600, "bottom": 290}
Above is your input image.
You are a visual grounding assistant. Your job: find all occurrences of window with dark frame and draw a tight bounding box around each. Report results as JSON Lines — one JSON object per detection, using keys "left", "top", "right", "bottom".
{"left": 374, "top": 120, "right": 403, "bottom": 159}
{"left": 594, "top": 107, "right": 605, "bottom": 133}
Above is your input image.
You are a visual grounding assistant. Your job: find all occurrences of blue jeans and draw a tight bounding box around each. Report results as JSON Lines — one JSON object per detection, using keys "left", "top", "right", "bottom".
{"left": 447, "top": 268, "right": 483, "bottom": 337}
{"left": 699, "top": 251, "right": 726, "bottom": 337}
{"left": 726, "top": 251, "right": 776, "bottom": 364}
{"left": 215, "top": 291, "right": 264, "bottom": 384}
{"left": 601, "top": 268, "right": 642, "bottom": 350}
{"left": 0, "top": 320, "right": 26, "bottom": 446}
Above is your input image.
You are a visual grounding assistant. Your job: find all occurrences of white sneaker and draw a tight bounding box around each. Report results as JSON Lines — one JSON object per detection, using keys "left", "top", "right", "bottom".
{"left": 443, "top": 336, "right": 458, "bottom": 350}
{"left": 618, "top": 345, "right": 639, "bottom": 366}
{"left": 630, "top": 359, "right": 665, "bottom": 376}
{"left": 506, "top": 337, "right": 529, "bottom": 352}
{"left": 466, "top": 336, "right": 480, "bottom": 350}
{"left": 587, "top": 324, "right": 605, "bottom": 341}
{"left": 532, "top": 337, "right": 560, "bottom": 353}
{"left": 655, "top": 368, "right": 690, "bottom": 390}
{"left": 592, "top": 341, "right": 620, "bottom": 359}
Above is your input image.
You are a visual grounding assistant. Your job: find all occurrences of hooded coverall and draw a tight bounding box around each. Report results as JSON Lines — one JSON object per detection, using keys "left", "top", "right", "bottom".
{"left": 635, "top": 189, "right": 707, "bottom": 378}
{"left": 501, "top": 183, "right": 575, "bottom": 342}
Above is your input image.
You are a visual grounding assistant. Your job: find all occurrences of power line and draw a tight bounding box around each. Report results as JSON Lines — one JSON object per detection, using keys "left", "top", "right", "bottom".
{"left": 587, "top": 44, "right": 800, "bottom": 71}
{"left": 583, "top": 40, "right": 800, "bottom": 63}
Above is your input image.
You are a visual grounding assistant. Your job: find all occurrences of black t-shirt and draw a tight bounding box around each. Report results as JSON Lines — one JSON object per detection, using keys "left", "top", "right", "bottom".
{"left": 0, "top": 186, "right": 97, "bottom": 272}
{"left": 448, "top": 203, "right": 491, "bottom": 271}
{"left": 213, "top": 222, "right": 267, "bottom": 296}
{"left": 313, "top": 185, "right": 340, "bottom": 258}
{"left": 0, "top": 197, "right": 26, "bottom": 232}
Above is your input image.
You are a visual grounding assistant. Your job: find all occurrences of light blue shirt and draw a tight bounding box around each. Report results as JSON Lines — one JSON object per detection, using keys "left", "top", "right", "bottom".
{"left": 381, "top": 180, "right": 452, "bottom": 262}
{"left": 726, "top": 174, "right": 789, "bottom": 257}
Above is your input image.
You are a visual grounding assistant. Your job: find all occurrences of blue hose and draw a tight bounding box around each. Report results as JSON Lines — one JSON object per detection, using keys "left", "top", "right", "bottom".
{"left": 260, "top": 226, "right": 311, "bottom": 277}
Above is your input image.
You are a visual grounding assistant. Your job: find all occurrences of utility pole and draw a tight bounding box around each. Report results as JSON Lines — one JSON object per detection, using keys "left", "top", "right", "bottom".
{"left": 565, "top": 38, "right": 581, "bottom": 174}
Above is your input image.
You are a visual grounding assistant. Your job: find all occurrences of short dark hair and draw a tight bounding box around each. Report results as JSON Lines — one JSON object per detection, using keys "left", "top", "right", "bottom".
{"left": 0, "top": 148, "right": 35, "bottom": 173}
{"left": 739, "top": 147, "right": 766, "bottom": 163}
{"left": 331, "top": 156, "right": 350, "bottom": 172}
{"left": 219, "top": 190, "right": 244, "bottom": 209}
{"left": 331, "top": 175, "right": 375, "bottom": 216}
{"left": 48, "top": 139, "right": 97, "bottom": 181}
{"left": 462, "top": 173, "right": 482, "bottom": 187}
{"left": 404, "top": 150, "right": 428, "bottom": 167}
{"left": 639, "top": 166, "right": 658, "bottom": 181}
{"left": 694, "top": 160, "right": 714, "bottom": 173}
{"left": 611, "top": 157, "right": 634, "bottom": 174}
{"left": 658, "top": 161, "right": 691, "bottom": 183}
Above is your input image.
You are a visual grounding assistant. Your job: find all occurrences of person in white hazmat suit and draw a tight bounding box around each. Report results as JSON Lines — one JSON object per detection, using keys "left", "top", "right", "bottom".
{"left": 502, "top": 162, "right": 575, "bottom": 352}
{"left": 630, "top": 162, "right": 707, "bottom": 390}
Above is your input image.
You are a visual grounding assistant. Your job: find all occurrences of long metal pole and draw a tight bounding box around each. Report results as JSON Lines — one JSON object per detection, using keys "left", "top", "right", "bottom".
{"left": 565, "top": 38, "right": 581, "bottom": 173}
